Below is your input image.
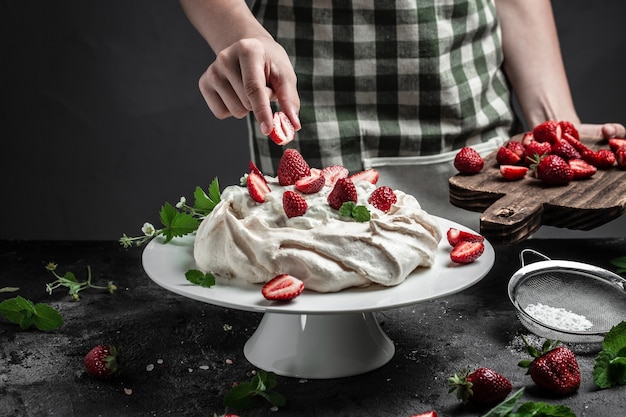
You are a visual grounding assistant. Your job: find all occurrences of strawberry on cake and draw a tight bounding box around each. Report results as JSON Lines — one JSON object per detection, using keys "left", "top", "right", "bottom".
{"left": 193, "top": 149, "right": 442, "bottom": 293}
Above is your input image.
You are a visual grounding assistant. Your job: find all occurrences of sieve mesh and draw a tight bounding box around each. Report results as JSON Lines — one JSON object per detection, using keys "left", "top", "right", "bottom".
{"left": 509, "top": 250, "right": 626, "bottom": 343}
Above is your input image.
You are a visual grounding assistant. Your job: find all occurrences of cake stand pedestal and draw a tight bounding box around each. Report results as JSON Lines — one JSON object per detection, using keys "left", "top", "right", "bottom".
{"left": 141, "top": 218, "right": 494, "bottom": 379}
{"left": 244, "top": 312, "right": 394, "bottom": 379}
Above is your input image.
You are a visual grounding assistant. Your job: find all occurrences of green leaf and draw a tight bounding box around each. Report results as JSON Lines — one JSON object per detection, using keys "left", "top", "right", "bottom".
{"left": 0, "top": 296, "right": 35, "bottom": 325}
{"left": 513, "top": 401, "right": 576, "bottom": 417}
{"left": 33, "top": 303, "right": 64, "bottom": 331}
{"left": 602, "top": 321, "right": 626, "bottom": 354}
{"left": 223, "top": 382, "right": 258, "bottom": 410}
{"left": 610, "top": 256, "right": 626, "bottom": 273}
{"left": 160, "top": 203, "right": 200, "bottom": 242}
{"left": 193, "top": 178, "right": 221, "bottom": 214}
{"left": 608, "top": 356, "right": 626, "bottom": 386}
{"left": 481, "top": 388, "right": 524, "bottom": 417}
{"left": 594, "top": 321, "right": 626, "bottom": 388}
{"left": 339, "top": 201, "right": 355, "bottom": 217}
{"left": 223, "top": 370, "right": 284, "bottom": 411}
{"left": 351, "top": 205, "right": 371, "bottom": 222}
{"left": 185, "top": 269, "right": 215, "bottom": 288}
{"left": 593, "top": 350, "right": 615, "bottom": 389}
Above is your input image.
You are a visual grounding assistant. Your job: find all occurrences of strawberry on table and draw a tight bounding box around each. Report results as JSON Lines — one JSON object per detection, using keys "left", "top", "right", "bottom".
{"left": 450, "top": 240, "right": 484, "bottom": 264}
{"left": 277, "top": 148, "right": 311, "bottom": 185}
{"left": 367, "top": 186, "right": 397, "bottom": 212}
{"left": 268, "top": 111, "right": 295, "bottom": 145}
{"left": 448, "top": 367, "right": 512, "bottom": 405}
{"left": 282, "top": 190, "right": 308, "bottom": 218}
{"left": 518, "top": 338, "right": 581, "bottom": 396}
{"left": 84, "top": 344, "right": 119, "bottom": 379}
{"left": 454, "top": 147, "right": 484, "bottom": 175}
{"left": 261, "top": 274, "right": 304, "bottom": 301}
{"left": 327, "top": 177, "right": 358, "bottom": 210}
{"left": 247, "top": 171, "right": 271, "bottom": 203}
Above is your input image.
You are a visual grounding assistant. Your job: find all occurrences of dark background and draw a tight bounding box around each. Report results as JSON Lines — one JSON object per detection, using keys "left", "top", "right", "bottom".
{"left": 1, "top": 0, "right": 625, "bottom": 240}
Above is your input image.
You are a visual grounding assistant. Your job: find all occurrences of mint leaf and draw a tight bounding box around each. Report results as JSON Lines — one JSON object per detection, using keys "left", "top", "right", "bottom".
{"left": 0, "top": 296, "right": 63, "bottom": 331}
{"left": 223, "top": 382, "right": 258, "bottom": 410}
{"left": 224, "top": 370, "right": 285, "bottom": 410}
{"left": 610, "top": 256, "right": 626, "bottom": 273}
{"left": 339, "top": 202, "right": 371, "bottom": 222}
{"left": 160, "top": 203, "right": 200, "bottom": 242}
{"left": 594, "top": 321, "right": 626, "bottom": 388}
{"left": 185, "top": 269, "right": 215, "bottom": 288}
{"left": 513, "top": 401, "right": 576, "bottom": 417}
{"left": 481, "top": 388, "right": 524, "bottom": 417}
{"left": 339, "top": 201, "right": 355, "bottom": 217}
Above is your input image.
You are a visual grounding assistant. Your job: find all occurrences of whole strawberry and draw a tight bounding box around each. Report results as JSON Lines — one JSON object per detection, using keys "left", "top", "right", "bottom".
{"left": 283, "top": 190, "right": 308, "bottom": 218}
{"left": 448, "top": 367, "right": 512, "bottom": 404}
{"left": 616, "top": 146, "right": 626, "bottom": 168}
{"left": 84, "top": 344, "right": 119, "bottom": 379}
{"left": 327, "top": 177, "right": 357, "bottom": 209}
{"left": 454, "top": 147, "right": 484, "bottom": 175}
{"left": 531, "top": 154, "right": 573, "bottom": 185}
{"left": 368, "top": 186, "right": 397, "bottom": 212}
{"left": 277, "top": 149, "right": 311, "bottom": 185}
{"left": 518, "top": 337, "right": 581, "bottom": 396}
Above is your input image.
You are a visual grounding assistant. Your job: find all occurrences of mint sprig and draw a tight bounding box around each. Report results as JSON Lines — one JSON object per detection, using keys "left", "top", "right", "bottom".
{"left": 481, "top": 388, "right": 575, "bottom": 417}
{"left": 610, "top": 256, "right": 626, "bottom": 274}
{"left": 120, "top": 177, "right": 221, "bottom": 247}
{"left": 339, "top": 201, "right": 371, "bottom": 222}
{"left": 0, "top": 296, "right": 63, "bottom": 331}
{"left": 593, "top": 321, "right": 626, "bottom": 388}
{"left": 185, "top": 269, "right": 216, "bottom": 288}
{"left": 223, "top": 370, "right": 285, "bottom": 410}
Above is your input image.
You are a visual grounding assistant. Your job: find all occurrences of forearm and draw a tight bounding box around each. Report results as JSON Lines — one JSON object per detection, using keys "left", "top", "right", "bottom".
{"left": 495, "top": 0, "right": 579, "bottom": 127}
{"left": 179, "top": 0, "right": 273, "bottom": 53}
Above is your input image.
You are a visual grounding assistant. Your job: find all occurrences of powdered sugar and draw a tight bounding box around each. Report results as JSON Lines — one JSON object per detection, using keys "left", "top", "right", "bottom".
{"left": 525, "top": 303, "right": 593, "bottom": 331}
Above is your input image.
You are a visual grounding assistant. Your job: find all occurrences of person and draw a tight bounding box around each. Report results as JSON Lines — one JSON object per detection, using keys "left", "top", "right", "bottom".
{"left": 178, "top": 0, "right": 625, "bottom": 227}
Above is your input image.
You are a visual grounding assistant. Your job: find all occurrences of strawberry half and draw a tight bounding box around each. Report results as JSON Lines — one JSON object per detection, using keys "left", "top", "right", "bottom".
{"left": 247, "top": 171, "right": 271, "bottom": 202}
{"left": 608, "top": 138, "right": 626, "bottom": 153}
{"left": 616, "top": 146, "right": 626, "bottom": 168}
{"left": 410, "top": 412, "right": 437, "bottom": 417}
{"left": 295, "top": 174, "right": 325, "bottom": 194}
{"left": 568, "top": 158, "right": 596, "bottom": 180}
{"left": 446, "top": 227, "right": 484, "bottom": 247}
{"left": 500, "top": 165, "right": 528, "bottom": 181}
{"left": 454, "top": 147, "right": 484, "bottom": 175}
{"left": 349, "top": 168, "right": 380, "bottom": 184}
{"left": 589, "top": 149, "right": 616, "bottom": 169}
{"left": 84, "top": 344, "right": 119, "bottom": 379}
{"left": 367, "top": 186, "right": 397, "bottom": 212}
{"left": 496, "top": 146, "right": 521, "bottom": 165}
{"left": 448, "top": 367, "right": 512, "bottom": 405}
{"left": 327, "top": 177, "right": 357, "bottom": 209}
{"left": 261, "top": 274, "right": 304, "bottom": 301}
{"left": 282, "top": 190, "right": 308, "bottom": 218}
{"left": 533, "top": 120, "right": 561, "bottom": 144}
{"left": 268, "top": 111, "right": 295, "bottom": 145}
{"left": 558, "top": 120, "right": 579, "bottom": 140}
{"left": 450, "top": 241, "right": 484, "bottom": 264}
{"left": 320, "top": 165, "right": 349, "bottom": 187}
{"left": 277, "top": 148, "right": 311, "bottom": 185}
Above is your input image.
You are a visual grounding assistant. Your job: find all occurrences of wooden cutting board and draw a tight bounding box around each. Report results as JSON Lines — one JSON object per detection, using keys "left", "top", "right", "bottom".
{"left": 449, "top": 138, "right": 626, "bottom": 245}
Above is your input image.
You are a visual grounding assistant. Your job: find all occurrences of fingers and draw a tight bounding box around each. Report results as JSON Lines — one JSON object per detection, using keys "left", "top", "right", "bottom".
{"left": 578, "top": 123, "right": 626, "bottom": 140}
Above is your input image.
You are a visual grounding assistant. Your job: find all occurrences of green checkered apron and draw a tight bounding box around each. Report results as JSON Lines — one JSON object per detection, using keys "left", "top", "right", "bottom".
{"left": 247, "top": 0, "right": 517, "bottom": 225}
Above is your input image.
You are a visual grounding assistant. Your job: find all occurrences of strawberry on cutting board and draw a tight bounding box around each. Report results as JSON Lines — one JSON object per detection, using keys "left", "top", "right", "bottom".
{"left": 454, "top": 147, "right": 484, "bottom": 175}
{"left": 518, "top": 337, "right": 581, "bottom": 395}
{"left": 448, "top": 367, "right": 512, "bottom": 405}
{"left": 84, "top": 344, "right": 119, "bottom": 379}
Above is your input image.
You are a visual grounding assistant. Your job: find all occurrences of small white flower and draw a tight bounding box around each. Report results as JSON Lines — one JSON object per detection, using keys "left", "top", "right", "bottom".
{"left": 142, "top": 222, "right": 156, "bottom": 237}
{"left": 240, "top": 173, "right": 249, "bottom": 186}
{"left": 175, "top": 196, "right": 186, "bottom": 209}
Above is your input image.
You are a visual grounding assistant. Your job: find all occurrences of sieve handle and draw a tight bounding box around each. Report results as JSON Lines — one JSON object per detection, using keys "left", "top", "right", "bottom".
{"left": 519, "top": 249, "right": 552, "bottom": 267}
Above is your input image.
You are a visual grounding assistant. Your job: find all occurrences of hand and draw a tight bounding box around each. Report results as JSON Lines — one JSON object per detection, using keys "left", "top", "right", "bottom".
{"left": 199, "top": 37, "right": 301, "bottom": 136}
{"left": 577, "top": 122, "right": 626, "bottom": 140}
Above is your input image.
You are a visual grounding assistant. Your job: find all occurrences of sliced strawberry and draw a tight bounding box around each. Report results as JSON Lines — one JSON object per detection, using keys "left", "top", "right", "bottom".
{"left": 446, "top": 228, "right": 484, "bottom": 247}
{"left": 520, "top": 131, "right": 534, "bottom": 146}
{"left": 349, "top": 168, "right": 380, "bottom": 184}
{"left": 562, "top": 132, "right": 591, "bottom": 154}
{"left": 277, "top": 149, "right": 311, "bottom": 185}
{"left": 367, "top": 186, "right": 397, "bottom": 212}
{"left": 608, "top": 138, "right": 626, "bottom": 153}
{"left": 500, "top": 165, "right": 528, "bottom": 181}
{"left": 247, "top": 171, "right": 271, "bottom": 203}
{"left": 261, "top": 274, "right": 304, "bottom": 301}
{"left": 282, "top": 190, "right": 308, "bottom": 218}
{"left": 559, "top": 120, "right": 579, "bottom": 140}
{"left": 533, "top": 120, "right": 561, "bottom": 144}
{"left": 410, "top": 412, "right": 438, "bottom": 417}
{"left": 616, "top": 146, "right": 626, "bottom": 168}
{"left": 320, "top": 165, "right": 349, "bottom": 187}
{"left": 496, "top": 146, "right": 521, "bottom": 165}
{"left": 249, "top": 160, "right": 267, "bottom": 184}
{"left": 269, "top": 111, "right": 295, "bottom": 145}
{"left": 568, "top": 158, "right": 596, "bottom": 180}
{"left": 505, "top": 140, "right": 525, "bottom": 159}
{"left": 327, "top": 177, "right": 357, "bottom": 210}
{"left": 450, "top": 241, "right": 485, "bottom": 264}
{"left": 295, "top": 174, "right": 325, "bottom": 194}
{"left": 590, "top": 149, "right": 616, "bottom": 169}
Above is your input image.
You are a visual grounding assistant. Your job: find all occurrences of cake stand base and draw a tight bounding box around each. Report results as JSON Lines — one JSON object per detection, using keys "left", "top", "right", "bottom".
{"left": 243, "top": 311, "right": 394, "bottom": 379}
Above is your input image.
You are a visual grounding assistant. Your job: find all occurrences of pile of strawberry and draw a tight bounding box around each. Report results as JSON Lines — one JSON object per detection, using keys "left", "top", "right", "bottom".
{"left": 454, "top": 120, "right": 626, "bottom": 185}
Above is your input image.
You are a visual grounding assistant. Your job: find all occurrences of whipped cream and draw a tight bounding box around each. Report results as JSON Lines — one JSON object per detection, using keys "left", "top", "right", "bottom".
{"left": 193, "top": 177, "right": 442, "bottom": 293}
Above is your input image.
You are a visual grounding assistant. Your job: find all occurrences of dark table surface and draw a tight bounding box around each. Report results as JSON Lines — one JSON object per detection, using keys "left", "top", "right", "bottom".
{"left": 1, "top": 238, "right": 625, "bottom": 417}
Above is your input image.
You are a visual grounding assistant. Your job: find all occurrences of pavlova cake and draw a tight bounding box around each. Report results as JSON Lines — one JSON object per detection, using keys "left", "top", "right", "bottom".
{"left": 193, "top": 148, "right": 443, "bottom": 294}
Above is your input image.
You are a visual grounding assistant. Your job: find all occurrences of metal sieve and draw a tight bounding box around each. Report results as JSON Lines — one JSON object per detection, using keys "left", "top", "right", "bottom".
{"left": 508, "top": 249, "right": 626, "bottom": 343}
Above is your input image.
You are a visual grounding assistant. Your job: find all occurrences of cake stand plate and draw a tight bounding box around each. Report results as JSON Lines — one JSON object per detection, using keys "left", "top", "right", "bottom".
{"left": 142, "top": 217, "right": 494, "bottom": 378}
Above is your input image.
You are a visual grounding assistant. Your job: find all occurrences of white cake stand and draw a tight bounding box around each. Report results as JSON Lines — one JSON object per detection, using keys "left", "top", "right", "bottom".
{"left": 142, "top": 217, "right": 494, "bottom": 379}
